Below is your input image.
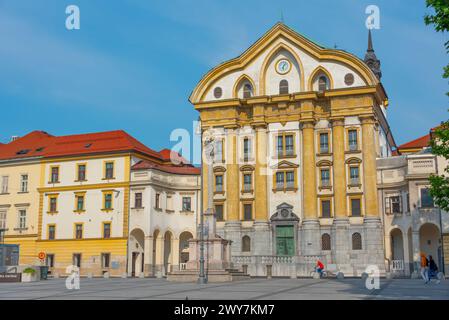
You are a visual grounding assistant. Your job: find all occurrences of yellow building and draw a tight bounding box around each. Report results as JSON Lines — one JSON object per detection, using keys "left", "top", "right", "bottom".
{"left": 190, "top": 23, "right": 396, "bottom": 276}
{"left": 1, "top": 132, "right": 53, "bottom": 265}
{"left": 0, "top": 130, "right": 165, "bottom": 277}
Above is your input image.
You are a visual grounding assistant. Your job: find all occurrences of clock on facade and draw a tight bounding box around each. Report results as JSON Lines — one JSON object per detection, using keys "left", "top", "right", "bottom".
{"left": 276, "top": 59, "right": 291, "bottom": 75}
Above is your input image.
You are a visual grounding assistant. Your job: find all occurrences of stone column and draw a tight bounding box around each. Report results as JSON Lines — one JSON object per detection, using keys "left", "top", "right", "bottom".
{"left": 254, "top": 125, "right": 271, "bottom": 255}
{"left": 403, "top": 232, "right": 411, "bottom": 276}
{"left": 224, "top": 127, "right": 241, "bottom": 255}
{"left": 155, "top": 236, "right": 164, "bottom": 277}
{"left": 331, "top": 117, "right": 350, "bottom": 267}
{"left": 144, "top": 236, "right": 153, "bottom": 277}
{"left": 331, "top": 118, "right": 347, "bottom": 218}
{"left": 301, "top": 120, "right": 320, "bottom": 256}
{"left": 171, "top": 238, "right": 180, "bottom": 271}
{"left": 361, "top": 115, "right": 379, "bottom": 217}
{"left": 361, "top": 115, "right": 384, "bottom": 272}
{"left": 412, "top": 230, "right": 421, "bottom": 277}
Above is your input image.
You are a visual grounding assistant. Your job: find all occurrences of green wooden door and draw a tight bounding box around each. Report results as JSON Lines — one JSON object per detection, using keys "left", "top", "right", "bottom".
{"left": 276, "top": 226, "right": 295, "bottom": 256}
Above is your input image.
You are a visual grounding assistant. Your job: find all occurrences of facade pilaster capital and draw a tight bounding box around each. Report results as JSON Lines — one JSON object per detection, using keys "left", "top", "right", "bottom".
{"left": 300, "top": 119, "right": 315, "bottom": 130}
{"left": 330, "top": 117, "right": 345, "bottom": 127}
{"left": 359, "top": 115, "right": 376, "bottom": 125}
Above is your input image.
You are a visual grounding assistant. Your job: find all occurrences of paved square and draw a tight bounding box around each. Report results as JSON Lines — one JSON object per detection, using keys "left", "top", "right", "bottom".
{"left": 0, "top": 278, "right": 448, "bottom": 300}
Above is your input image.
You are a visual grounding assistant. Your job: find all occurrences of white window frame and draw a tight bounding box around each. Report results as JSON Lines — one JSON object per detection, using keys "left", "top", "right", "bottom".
{"left": 1, "top": 176, "right": 9, "bottom": 194}
{"left": 18, "top": 209, "right": 27, "bottom": 229}
{"left": 20, "top": 174, "right": 28, "bottom": 193}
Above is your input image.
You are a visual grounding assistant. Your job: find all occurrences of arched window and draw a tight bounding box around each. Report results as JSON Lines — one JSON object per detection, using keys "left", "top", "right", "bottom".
{"left": 321, "top": 233, "right": 331, "bottom": 251}
{"left": 279, "top": 80, "right": 289, "bottom": 95}
{"left": 318, "top": 76, "right": 328, "bottom": 92}
{"left": 243, "top": 84, "right": 253, "bottom": 99}
{"left": 352, "top": 232, "right": 362, "bottom": 250}
{"left": 242, "top": 235, "right": 251, "bottom": 252}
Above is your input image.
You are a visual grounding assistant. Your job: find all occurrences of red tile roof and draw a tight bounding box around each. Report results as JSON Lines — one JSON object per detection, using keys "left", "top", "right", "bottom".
{"left": 397, "top": 134, "right": 431, "bottom": 150}
{"left": 0, "top": 130, "right": 199, "bottom": 175}
{"left": 0, "top": 130, "right": 160, "bottom": 161}
{"left": 159, "top": 148, "right": 190, "bottom": 164}
{"left": 132, "top": 160, "right": 200, "bottom": 175}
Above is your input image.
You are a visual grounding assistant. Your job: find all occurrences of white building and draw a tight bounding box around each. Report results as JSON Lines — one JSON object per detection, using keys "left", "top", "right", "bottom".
{"left": 128, "top": 150, "right": 200, "bottom": 277}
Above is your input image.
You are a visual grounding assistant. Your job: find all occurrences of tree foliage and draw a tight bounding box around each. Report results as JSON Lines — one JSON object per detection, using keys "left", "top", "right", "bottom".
{"left": 425, "top": 0, "right": 449, "bottom": 92}
{"left": 426, "top": 0, "right": 449, "bottom": 209}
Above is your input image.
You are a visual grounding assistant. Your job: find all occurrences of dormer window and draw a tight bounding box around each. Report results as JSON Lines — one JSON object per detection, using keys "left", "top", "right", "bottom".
{"left": 279, "top": 80, "right": 289, "bottom": 95}
{"left": 243, "top": 84, "right": 252, "bottom": 99}
{"left": 16, "top": 149, "right": 30, "bottom": 155}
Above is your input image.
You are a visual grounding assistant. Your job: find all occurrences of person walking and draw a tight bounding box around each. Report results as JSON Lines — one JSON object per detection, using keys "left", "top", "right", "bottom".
{"left": 420, "top": 253, "right": 429, "bottom": 284}
{"left": 428, "top": 255, "right": 440, "bottom": 284}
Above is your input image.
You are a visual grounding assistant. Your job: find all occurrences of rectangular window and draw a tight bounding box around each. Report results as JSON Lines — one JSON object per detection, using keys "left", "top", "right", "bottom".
{"left": 285, "top": 135, "right": 294, "bottom": 156}
{"left": 215, "top": 175, "right": 223, "bottom": 192}
{"left": 243, "top": 174, "right": 252, "bottom": 191}
{"left": 48, "top": 225, "right": 56, "bottom": 240}
{"left": 50, "top": 167, "right": 59, "bottom": 183}
{"left": 103, "top": 223, "right": 111, "bottom": 239}
{"left": 46, "top": 254, "right": 55, "bottom": 268}
{"left": 104, "top": 193, "right": 113, "bottom": 210}
{"left": 351, "top": 198, "right": 361, "bottom": 217}
{"left": 105, "top": 162, "right": 114, "bottom": 179}
{"left": 101, "top": 253, "right": 111, "bottom": 268}
{"left": 243, "top": 204, "right": 252, "bottom": 221}
{"left": 77, "top": 164, "right": 86, "bottom": 181}
{"left": 277, "top": 136, "right": 284, "bottom": 156}
{"left": 320, "top": 133, "right": 329, "bottom": 154}
{"left": 49, "top": 197, "right": 57, "bottom": 213}
{"left": 286, "top": 171, "right": 295, "bottom": 189}
{"left": 214, "top": 140, "right": 223, "bottom": 162}
{"left": 182, "top": 197, "right": 191, "bottom": 211}
{"left": 135, "top": 193, "right": 142, "bottom": 208}
{"left": 243, "top": 138, "right": 251, "bottom": 161}
{"left": 276, "top": 172, "right": 284, "bottom": 189}
{"left": 421, "top": 188, "right": 434, "bottom": 208}
{"left": 75, "top": 224, "right": 83, "bottom": 239}
{"left": 73, "top": 254, "right": 81, "bottom": 268}
{"left": 215, "top": 204, "right": 224, "bottom": 221}
{"left": 18, "top": 209, "right": 26, "bottom": 229}
{"left": 391, "top": 196, "right": 402, "bottom": 214}
{"left": 321, "top": 169, "right": 330, "bottom": 187}
{"left": 155, "top": 193, "right": 160, "bottom": 209}
{"left": 0, "top": 210, "right": 7, "bottom": 230}
{"left": 349, "top": 167, "right": 360, "bottom": 185}
{"left": 348, "top": 130, "right": 358, "bottom": 151}
{"left": 76, "top": 195, "right": 85, "bottom": 211}
{"left": 20, "top": 174, "right": 28, "bottom": 192}
{"left": 321, "top": 200, "right": 331, "bottom": 218}
{"left": 1, "top": 176, "right": 8, "bottom": 194}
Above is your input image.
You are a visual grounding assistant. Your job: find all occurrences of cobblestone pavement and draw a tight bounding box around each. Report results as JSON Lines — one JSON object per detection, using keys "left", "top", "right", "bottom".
{"left": 0, "top": 278, "right": 448, "bottom": 300}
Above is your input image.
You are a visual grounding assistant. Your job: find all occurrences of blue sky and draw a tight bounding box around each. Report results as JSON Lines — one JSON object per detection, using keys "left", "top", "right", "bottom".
{"left": 0, "top": 0, "right": 447, "bottom": 154}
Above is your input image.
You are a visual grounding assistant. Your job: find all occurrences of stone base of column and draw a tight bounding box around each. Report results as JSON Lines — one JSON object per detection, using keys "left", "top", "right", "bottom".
{"left": 224, "top": 221, "right": 242, "bottom": 256}
{"left": 332, "top": 218, "right": 350, "bottom": 267}
{"left": 363, "top": 216, "right": 386, "bottom": 273}
{"left": 301, "top": 219, "right": 321, "bottom": 256}
{"left": 253, "top": 221, "right": 272, "bottom": 256}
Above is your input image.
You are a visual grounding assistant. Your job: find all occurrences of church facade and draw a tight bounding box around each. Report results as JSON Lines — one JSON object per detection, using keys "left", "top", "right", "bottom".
{"left": 190, "top": 23, "right": 396, "bottom": 277}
